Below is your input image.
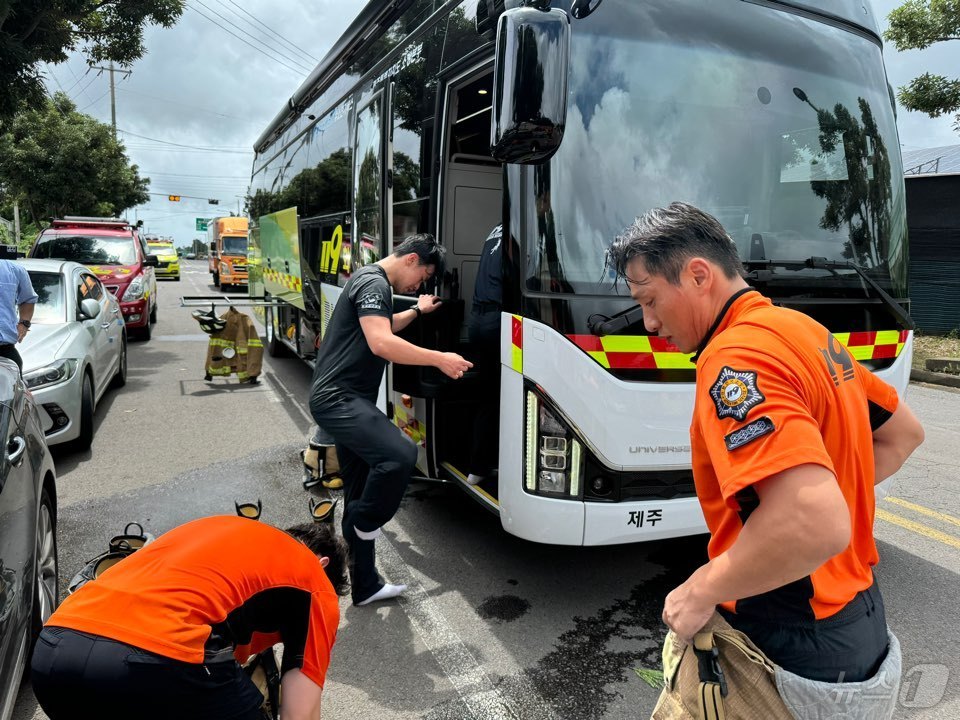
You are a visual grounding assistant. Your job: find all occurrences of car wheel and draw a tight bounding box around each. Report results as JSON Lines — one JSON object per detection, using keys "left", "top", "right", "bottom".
{"left": 74, "top": 374, "right": 95, "bottom": 451}
{"left": 111, "top": 334, "right": 128, "bottom": 389}
{"left": 265, "top": 303, "right": 288, "bottom": 358}
{"left": 213, "top": 272, "right": 220, "bottom": 287}
{"left": 140, "top": 316, "right": 152, "bottom": 341}
{"left": 31, "top": 486, "right": 58, "bottom": 645}
{"left": 149, "top": 300, "right": 157, "bottom": 324}
{"left": 174, "top": 274, "right": 180, "bottom": 281}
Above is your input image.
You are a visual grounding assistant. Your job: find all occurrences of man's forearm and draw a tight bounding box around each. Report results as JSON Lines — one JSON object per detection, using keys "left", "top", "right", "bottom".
{"left": 391, "top": 308, "right": 418, "bottom": 333}
{"left": 19, "top": 303, "right": 34, "bottom": 323}
{"left": 372, "top": 332, "right": 440, "bottom": 367}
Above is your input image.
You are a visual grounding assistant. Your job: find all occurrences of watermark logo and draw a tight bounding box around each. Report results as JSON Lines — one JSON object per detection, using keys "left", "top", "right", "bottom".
{"left": 900, "top": 664, "right": 950, "bottom": 708}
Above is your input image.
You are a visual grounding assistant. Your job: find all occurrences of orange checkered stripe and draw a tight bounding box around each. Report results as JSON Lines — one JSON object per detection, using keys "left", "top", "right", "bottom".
{"left": 263, "top": 267, "right": 302, "bottom": 293}
{"left": 567, "top": 330, "right": 910, "bottom": 370}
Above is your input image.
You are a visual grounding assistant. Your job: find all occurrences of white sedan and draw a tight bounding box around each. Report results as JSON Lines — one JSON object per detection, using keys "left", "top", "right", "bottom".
{"left": 17, "top": 259, "right": 127, "bottom": 450}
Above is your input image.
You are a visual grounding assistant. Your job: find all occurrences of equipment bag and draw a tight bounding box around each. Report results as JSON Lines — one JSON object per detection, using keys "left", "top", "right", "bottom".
{"left": 651, "top": 613, "right": 901, "bottom": 720}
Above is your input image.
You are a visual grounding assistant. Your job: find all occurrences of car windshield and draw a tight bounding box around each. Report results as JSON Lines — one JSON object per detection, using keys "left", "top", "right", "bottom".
{"left": 222, "top": 237, "right": 247, "bottom": 256}
{"left": 149, "top": 245, "right": 176, "bottom": 256}
{"left": 28, "top": 272, "right": 66, "bottom": 324}
{"left": 34, "top": 234, "right": 138, "bottom": 266}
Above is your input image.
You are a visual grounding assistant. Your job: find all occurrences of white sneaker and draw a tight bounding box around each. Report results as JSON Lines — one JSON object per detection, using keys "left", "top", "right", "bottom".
{"left": 466, "top": 474, "right": 485, "bottom": 486}
{"left": 356, "top": 583, "right": 407, "bottom": 606}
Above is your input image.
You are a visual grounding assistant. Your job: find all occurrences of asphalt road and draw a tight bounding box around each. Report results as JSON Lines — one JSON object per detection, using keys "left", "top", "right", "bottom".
{"left": 13, "top": 260, "right": 960, "bottom": 719}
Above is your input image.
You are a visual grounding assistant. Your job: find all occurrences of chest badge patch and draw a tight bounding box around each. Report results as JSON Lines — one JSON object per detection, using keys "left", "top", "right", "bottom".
{"left": 709, "top": 366, "right": 765, "bottom": 421}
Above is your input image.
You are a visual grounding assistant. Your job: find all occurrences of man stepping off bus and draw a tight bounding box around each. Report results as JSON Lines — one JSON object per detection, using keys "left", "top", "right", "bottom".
{"left": 310, "top": 234, "right": 472, "bottom": 606}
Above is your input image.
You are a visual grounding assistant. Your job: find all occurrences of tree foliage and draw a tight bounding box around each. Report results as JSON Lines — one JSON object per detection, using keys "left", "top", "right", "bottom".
{"left": 0, "top": 0, "right": 185, "bottom": 122}
{"left": 0, "top": 92, "right": 149, "bottom": 223}
{"left": 884, "top": 0, "right": 960, "bottom": 130}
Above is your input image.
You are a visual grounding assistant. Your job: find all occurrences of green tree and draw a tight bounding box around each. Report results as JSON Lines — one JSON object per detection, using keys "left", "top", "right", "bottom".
{"left": 0, "top": 92, "right": 149, "bottom": 223}
{"left": 884, "top": 0, "right": 960, "bottom": 131}
{"left": 0, "top": 1, "right": 185, "bottom": 123}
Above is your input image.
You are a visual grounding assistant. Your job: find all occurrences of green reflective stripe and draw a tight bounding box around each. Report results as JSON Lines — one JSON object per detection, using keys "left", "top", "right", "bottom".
{"left": 206, "top": 366, "right": 232, "bottom": 375}
{"left": 248, "top": 338, "right": 263, "bottom": 347}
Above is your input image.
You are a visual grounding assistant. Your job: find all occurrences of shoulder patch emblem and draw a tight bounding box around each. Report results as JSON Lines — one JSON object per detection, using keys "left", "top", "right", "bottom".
{"left": 357, "top": 292, "right": 383, "bottom": 311}
{"left": 724, "top": 416, "right": 775, "bottom": 451}
{"left": 709, "top": 366, "right": 765, "bottom": 421}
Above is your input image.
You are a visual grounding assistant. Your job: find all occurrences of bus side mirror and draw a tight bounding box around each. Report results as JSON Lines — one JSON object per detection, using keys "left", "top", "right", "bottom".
{"left": 490, "top": 5, "right": 570, "bottom": 164}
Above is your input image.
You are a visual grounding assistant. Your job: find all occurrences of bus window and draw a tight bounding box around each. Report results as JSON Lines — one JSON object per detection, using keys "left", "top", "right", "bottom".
{"left": 354, "top": 95, "right": 384, "bottom": 268}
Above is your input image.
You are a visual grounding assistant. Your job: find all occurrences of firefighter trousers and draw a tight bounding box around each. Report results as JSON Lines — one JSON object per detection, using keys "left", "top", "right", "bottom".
{"left": 311, "top": 392, "right": 417, "bottom": 604}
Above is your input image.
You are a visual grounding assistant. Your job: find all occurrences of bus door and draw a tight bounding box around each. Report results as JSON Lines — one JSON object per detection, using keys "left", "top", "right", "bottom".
{"left": 437, "top": 65, "right": 502, "bottom": 497}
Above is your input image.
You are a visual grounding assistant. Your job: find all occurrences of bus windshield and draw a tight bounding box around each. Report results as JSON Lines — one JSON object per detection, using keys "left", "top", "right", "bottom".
{"left": 522, "top": 0, "right": 906, "bottom": 300}
{"left": 222, "top": 236, "right": 247, "bottom": 256}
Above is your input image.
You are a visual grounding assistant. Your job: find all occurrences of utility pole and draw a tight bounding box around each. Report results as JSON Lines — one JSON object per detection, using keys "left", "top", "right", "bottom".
{"left": 13, "top": 201, "right": 21, "bottom": 246}
{"left": 89, "top": 62, "right": 132, "bottom": 137}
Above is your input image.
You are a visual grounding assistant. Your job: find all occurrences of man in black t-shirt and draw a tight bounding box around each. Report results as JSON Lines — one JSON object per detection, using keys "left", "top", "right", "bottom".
{"left": 309, "top": 234, "right": 471, "bottom": 606}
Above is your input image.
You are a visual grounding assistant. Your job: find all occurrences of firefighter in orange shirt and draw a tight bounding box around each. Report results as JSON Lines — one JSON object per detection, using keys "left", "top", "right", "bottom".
{"left": 608, "top": 202, "right": 924, "bottom": 685}
{"left": 32, "top": 517, "right": 348, "bottom": 720}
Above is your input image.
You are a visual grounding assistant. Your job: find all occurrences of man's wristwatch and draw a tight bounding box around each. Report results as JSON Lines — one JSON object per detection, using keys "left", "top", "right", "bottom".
{"left": 18, "top": 320, "right": 31, "bottom": 329}
{"left": 412, "top": 306, "right": 422, "bottom": 319}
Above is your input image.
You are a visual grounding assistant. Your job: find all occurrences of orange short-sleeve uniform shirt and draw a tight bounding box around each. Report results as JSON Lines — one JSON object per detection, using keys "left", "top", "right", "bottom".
{"left": 47, "top": 516, "right": 340, "bottom": 688}
{"left": 692, "top": 291, "right": 899, "bottom": 621}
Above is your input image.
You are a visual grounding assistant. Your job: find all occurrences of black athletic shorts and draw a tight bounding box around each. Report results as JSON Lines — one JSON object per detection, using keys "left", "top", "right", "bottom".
{"left": 31, "top": 627, "right": 265, "bottom": 720}
{"left": 720, "top": 577, "right": 889, "bottom": 683}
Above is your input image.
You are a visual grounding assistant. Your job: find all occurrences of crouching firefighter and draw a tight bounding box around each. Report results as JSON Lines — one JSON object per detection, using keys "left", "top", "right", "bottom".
{"left": 31, "top": 516, "right": 349, "bottom": 720}
{"left": 607, "top": 203, "right": 925, "bottom": 720}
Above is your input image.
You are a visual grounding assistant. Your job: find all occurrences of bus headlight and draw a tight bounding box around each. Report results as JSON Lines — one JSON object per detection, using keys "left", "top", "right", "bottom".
{"left": 524, "top": 386, "right": 583, "bottom": 499}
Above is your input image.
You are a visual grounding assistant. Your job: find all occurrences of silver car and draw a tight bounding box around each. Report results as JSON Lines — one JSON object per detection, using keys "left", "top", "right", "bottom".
{"left": 0, "top": 357, "right": 58, "bottom": 720}
{"left": 17, "top": 259, "right": 127, "bottom": 450}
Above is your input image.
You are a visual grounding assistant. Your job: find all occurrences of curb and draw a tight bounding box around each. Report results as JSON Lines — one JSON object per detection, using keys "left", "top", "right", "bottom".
{"left": 910, "top": 368, "right": 960, "bottom": 389}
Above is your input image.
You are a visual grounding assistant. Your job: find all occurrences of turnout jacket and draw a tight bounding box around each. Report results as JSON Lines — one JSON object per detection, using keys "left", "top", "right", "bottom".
{"left": 205, "top": 307, "right": 263, "bottom": 381}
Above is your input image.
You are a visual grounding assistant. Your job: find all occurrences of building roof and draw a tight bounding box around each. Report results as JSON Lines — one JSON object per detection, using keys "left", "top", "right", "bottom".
{"left": 902, "top": 144, "right": 960, "bottom": 176}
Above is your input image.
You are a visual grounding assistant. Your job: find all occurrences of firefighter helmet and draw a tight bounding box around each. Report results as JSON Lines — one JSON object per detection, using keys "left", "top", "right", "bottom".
{"left": 192, "top": 308, "right": 226, "bottom": 334}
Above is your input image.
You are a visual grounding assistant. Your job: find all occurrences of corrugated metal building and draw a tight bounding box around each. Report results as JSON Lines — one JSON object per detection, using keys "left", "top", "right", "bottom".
{"left": 902, "top": 145, "right": 960, "bottom": 334}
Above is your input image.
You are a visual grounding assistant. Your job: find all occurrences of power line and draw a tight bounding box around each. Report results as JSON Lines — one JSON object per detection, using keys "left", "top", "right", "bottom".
{"left": 118, "top": 129, "right": 251, "bottom": 152}
{"left": 79, "top": 88, "right": 111, "bottom": 112}
{"left": 192, "top": 0, "right": 313, "bottom": 72}
{"left": 116, "top": 87, "right": 256, "bottom": 123}
{"left": 144, "top": 171, "right": 251, "bottom": 179}
{"left": 220, "top": 0, "right": 318, "bottom": 63}
{"left": 186, "top": 2, "right": 312, "bottom": 75}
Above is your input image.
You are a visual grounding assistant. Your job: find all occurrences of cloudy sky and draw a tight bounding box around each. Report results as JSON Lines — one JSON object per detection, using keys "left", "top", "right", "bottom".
{"left": 41, "top": 0, "right": 960, "bottom": 246}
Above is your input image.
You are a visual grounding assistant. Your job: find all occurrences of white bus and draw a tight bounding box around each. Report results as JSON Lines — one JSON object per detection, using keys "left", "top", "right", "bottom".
{"left": 248, "top": 0, "right": 913, "bottom": 545}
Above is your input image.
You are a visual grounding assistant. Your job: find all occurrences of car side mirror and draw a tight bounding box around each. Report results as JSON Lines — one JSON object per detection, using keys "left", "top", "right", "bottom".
{"left": 79, "top": 298, "right": 101, "bottom": 319}
{"left": 144, "top": 254, "right": 159, "bottom": 267}
{"left": 491, "top": 4, "right": 570, "bottom": 164}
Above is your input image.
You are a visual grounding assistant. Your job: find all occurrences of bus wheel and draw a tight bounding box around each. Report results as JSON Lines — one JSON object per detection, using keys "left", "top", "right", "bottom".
{"left": 265, "top": 304, "right": 288, "bottom": 358}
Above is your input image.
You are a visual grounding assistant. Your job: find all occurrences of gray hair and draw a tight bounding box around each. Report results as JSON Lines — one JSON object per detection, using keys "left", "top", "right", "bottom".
{"left": 393, "top": 233, "right": 446, "bottom": 269}
{"left": 608, "top": 202, "right": 744, "bottom": 285}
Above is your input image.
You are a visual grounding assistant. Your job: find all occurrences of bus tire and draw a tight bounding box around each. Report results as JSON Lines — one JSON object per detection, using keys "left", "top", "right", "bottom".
{"left": 265, "top": 304, "right": 288, "bottom": 358}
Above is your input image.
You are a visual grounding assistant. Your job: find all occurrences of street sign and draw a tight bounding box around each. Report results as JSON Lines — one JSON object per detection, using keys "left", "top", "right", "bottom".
{"left": 196, "top": 218, "right": 209, "bottom": 232}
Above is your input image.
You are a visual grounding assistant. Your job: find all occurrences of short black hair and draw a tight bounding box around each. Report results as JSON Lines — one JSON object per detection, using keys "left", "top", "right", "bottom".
{"left": 608, "top": 202, "right": 744, "bottom": 285}
{"left": 284, "top": 523, "right": 350, "bottom": 597}
{"left": 393, "top": 233, "right": 445, "bottom": 269}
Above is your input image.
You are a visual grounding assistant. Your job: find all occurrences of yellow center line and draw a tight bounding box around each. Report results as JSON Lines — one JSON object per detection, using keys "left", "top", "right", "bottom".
{"left": 875, "top": 508, "right": 960, "bottom": 550}
{"left": 884, "top": 496, "right": 960, "bottom": 529}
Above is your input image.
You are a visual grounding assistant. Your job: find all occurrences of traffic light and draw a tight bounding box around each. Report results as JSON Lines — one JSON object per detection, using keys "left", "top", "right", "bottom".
{"left": 168, "top": 195, "right": 181, "bottom": 202}
{"left": 208, "top": 199, "right": 219, "bottom": 205}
